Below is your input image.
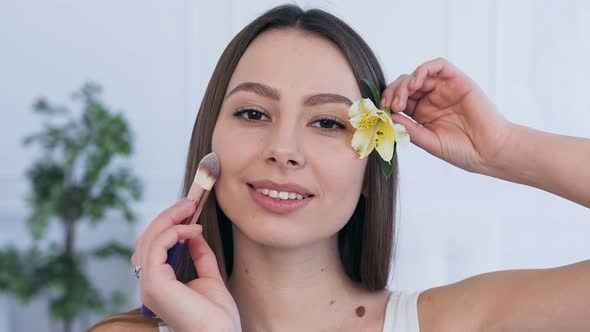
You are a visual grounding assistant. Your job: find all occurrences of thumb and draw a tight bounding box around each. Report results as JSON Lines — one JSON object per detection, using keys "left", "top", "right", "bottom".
{"left": 391, "top": 113, "right": 441, "bottom": 157}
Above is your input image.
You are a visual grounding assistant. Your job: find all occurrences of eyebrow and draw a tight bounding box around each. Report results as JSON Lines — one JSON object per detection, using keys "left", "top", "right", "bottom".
{"left": 224, "top": 81, "right": 353, "bottom": 106}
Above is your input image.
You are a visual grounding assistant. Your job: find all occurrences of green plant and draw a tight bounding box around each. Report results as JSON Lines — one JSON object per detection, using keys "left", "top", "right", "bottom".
{"left": 0, "top": 82, "right": 143, "bottom": 332}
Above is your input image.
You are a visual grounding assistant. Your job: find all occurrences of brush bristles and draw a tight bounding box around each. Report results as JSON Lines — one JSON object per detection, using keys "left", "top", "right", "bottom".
{"left": 193, "top": 152, "right": 220, "bottom": 191}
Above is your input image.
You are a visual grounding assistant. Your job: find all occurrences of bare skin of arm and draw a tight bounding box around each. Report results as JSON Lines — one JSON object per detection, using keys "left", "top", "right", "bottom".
{"left": 484, "top": 124, "right": 590, "bottom": 208}
{"left": 88, "top": 321, "right": 158, "bottom": 332}
{"left": 417, "top": 260, "right": 590, "bottom": 332}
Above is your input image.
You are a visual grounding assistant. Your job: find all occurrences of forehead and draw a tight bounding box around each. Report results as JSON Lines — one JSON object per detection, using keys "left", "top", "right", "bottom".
{"left": 227, "top": 28, "right": 362, "bottom": 101}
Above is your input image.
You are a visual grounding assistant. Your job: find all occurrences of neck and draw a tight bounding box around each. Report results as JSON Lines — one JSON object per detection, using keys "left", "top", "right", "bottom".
{"left": 227, "top": 227, "right": 367, "bottom": 332}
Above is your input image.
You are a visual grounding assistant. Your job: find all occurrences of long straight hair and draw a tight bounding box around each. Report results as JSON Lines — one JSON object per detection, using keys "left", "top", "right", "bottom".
{"left": 88, "top": 4, "right": 397, "bottom": 330}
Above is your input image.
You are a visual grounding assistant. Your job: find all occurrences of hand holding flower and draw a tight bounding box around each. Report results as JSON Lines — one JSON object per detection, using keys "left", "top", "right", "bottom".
{"left": 380, "top": 57, "right": 514, "bottom": 175}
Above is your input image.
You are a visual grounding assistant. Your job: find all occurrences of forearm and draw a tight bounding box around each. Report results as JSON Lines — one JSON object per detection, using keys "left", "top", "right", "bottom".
{"left": 484, "top": 123, "right": 590, "bottom": 208}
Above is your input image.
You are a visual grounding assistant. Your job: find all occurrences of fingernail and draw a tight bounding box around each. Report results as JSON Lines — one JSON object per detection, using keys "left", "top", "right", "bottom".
{"left": 380, "top": 98, "right": 388, "bottom": 108}
{"left": 393, "top": 96, "right": 400, "bottom": 105}
{"left": 410, "top": 76, "right": 416, "bottom": 87}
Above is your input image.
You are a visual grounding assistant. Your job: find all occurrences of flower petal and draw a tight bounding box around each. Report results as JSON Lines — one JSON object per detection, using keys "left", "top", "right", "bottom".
{"left": 348, "top": 98, "right": 379, "bottom": 118}
{"left": 348, "top": 99, "right": 363, "bottom": 118}
{"left": 351, "top": 127, "right": 376, "bottom": 159}
{"left": 351, "top": 112, "right": 381, "bottom": 130}
{"left": 373, "top": 118, "right": 396, "bottom": 163}
{"left": 393, "top": 123, "right": 410, "bottom": 147}
{"left": 349, "top": 100, "right": 382, "bottom": 130}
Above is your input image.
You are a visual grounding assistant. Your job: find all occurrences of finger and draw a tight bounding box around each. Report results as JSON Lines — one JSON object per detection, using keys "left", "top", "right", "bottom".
{"left": 143, "top": 199, "right": 197, "bottom": 243}
{"left": 391, "top": 113, "right": 441, "bottom": 155}
{"left": 408, "top": 90, "right": 426, "bottom": 100}
{"left": 409, "top": 57, "right": 458, "bottom": 92}
{"left": 152, "top": 199, "right": 198, "bottom": 232}
{"left": 404, "top": 98, "right": 418, "bottom": 118}
{"left": 131, "top": 252, "right": 139, "bottom": 267}
{"left": 138, "top": 199, "right": 197, "bottom": 268}
{"left": 390, "top": 75, "right": 414, "bottom": 113}
{"left": 144, "top": 224, "right": 204, "bottom": 277}
{"left": 187, "top": 233, "right": 224, "bottom": 282}
{"left": 410, "top": 76, "right": 438, "bottom": 96}
{"left": 381, "top": 74, "right": 408, "bottom": 109}
{"left": 403, "top": 77, "right": 438, "bottom": 120}
{"left": 382, "top": 74, "right": 435, "bottom": 111}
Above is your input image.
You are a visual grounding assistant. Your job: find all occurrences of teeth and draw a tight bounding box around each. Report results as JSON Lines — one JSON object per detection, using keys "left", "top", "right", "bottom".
{"left": 254, "top": 187, "right": 307, "bottom": 200}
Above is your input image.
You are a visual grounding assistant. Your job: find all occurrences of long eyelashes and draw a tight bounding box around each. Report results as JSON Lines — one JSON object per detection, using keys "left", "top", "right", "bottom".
{"left": 232, "top": 108, "right": 348, "bottom": 131}
{"left": 232, "top": 108, "right": 269, "bottom": 122}
{"left": 311, "top": 115, "right": 347, "bottom": 130}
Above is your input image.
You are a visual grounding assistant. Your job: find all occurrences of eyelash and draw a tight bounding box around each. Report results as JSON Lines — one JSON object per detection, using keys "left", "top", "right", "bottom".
{"left": 232, "top": 108, "right": 348, "bottom": 131}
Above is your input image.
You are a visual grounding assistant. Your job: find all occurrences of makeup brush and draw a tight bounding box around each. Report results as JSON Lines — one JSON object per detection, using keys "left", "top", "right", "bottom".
{"left": 142, "top": 152, "right": 220, "bottom": 319}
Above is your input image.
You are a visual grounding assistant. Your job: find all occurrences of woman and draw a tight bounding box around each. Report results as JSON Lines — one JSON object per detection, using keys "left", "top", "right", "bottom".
{"left": 89, "top": 4, "right": 590, "bottom": 332}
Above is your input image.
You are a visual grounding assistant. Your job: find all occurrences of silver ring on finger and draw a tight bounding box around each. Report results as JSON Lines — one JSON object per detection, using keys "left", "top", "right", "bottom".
{"left": 133, "top": 265, "right": 142, "bottom": 279}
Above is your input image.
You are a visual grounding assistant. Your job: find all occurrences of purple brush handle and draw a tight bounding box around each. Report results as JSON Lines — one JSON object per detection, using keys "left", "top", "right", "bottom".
{"left": 141, "top": 242, "right": 187, "bottom": 318}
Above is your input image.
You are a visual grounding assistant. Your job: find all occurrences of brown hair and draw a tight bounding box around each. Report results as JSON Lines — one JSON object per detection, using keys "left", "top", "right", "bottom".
{"left": 88, "top": 4, "right": 397, "bottom": 330}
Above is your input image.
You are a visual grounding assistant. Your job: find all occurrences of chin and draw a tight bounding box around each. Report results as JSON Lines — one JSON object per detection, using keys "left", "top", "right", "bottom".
{"left": 235, "top": 213, "right": 348, "bottom": 253}
{"left": 233, "top": 216, "right": 316, "bottom": 249}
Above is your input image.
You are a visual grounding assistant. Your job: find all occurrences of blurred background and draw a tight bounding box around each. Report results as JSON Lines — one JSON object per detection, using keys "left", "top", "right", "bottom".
{"left": 1, "top": 0, "right": 589, "bottom": 331}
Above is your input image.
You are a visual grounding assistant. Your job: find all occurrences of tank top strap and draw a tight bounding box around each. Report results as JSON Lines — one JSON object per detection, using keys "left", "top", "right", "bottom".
{"left": 382, "top": 290, "right": 422, "bottom": 332}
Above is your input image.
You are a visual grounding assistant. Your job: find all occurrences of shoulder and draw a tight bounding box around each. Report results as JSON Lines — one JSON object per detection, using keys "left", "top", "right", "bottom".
{"left": 416, "top": 279, "right": 488, "bottom": 332}
{"left": 87, "top": 321, "right": 157, "bottom": 332}
{"left": 418, "top": 263, "right": 590, "bottom": 332}
{"left": 87, "top": 308, "right": 159, "bottom": 332}
{"left": 416, "top": 268, "right": 540, "bottom": 332}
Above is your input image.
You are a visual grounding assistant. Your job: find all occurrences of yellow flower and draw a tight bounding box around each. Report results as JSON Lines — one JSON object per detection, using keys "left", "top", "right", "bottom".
{"left": 348, "top": 98, "right": 409, "bottom": 163}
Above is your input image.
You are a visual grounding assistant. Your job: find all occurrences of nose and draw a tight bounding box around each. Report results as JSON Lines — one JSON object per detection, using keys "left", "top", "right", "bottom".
{"left": 262, "top": 121, "right": 305, "bottom": 170}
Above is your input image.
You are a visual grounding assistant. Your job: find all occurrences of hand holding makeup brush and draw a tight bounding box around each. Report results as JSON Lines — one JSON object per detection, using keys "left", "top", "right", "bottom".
{"left": 131, "top": 153, "right": 241, "bottom": 331}
{"left": 134, "top": 202, "right": 240, "bottom": 332}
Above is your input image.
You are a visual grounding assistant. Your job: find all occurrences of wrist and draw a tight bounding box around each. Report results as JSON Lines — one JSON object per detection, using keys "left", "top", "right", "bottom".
{"left": 481, "top": 123, "right": 545, "bottom": 188}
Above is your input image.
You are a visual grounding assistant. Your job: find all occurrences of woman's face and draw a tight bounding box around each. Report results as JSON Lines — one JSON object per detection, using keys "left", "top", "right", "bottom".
{"left": 211, "top": 28, "right": 367, "bottom": 248}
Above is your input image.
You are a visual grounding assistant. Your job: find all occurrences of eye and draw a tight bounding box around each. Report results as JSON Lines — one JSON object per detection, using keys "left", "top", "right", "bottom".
{"left": 232, "top": 108, "right": 270, "bottom": 121}
{"left": 310, "top": 116, "right": 347, "bottom": 131}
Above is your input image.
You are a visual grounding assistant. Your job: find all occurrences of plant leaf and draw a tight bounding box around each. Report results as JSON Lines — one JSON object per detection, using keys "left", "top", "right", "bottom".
{"left": 362, "top": 79, "right": 381, "bottom": 107}
{"left": 380, "top": 158, "right": 392, "bottom": 178}
{"left": 379, "top": 142, "right": 398, "bottom": 179}
{"left": 90, "top": 241, "right": 133, "bottom": 260}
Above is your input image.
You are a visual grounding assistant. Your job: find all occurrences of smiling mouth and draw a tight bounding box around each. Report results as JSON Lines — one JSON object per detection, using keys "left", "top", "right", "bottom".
{"left": 247, "top": 183, "right": 315, "bottom": 200}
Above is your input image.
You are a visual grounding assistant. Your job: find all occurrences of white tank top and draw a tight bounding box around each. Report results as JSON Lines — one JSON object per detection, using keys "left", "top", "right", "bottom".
{"left": 382, "top": 290, "right": 422, "bottom": 332}
{"left": 158, "top": 290, "right": 422, "bottom": 332}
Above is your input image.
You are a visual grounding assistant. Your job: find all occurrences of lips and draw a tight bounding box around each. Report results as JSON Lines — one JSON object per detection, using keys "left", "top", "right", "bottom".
{"left": 247, "top": 184, "right": 314, "bottom": 214}
{"left": 247, "top": 179, "right": 315, "bottom": 197}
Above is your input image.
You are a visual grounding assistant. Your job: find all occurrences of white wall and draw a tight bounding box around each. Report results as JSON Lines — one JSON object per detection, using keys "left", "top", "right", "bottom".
{"left": 1, "top": 0, "right": 589, "bottom": 331}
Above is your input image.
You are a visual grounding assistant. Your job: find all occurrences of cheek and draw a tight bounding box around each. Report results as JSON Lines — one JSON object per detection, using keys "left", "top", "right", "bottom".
{"left": 325, "top": 161, "right": 366, "bottom": 206}
{"left": 212, "top": 119, "right": 264, "bottom": 170}
{"left": 305, "top": 133, "right": 365, "bottom": 189}
{"left": 211, "top": 119, "right": 265, "bottom": 214}
{"left": 309, "top": 141, "right": 367, "bottom": 223}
